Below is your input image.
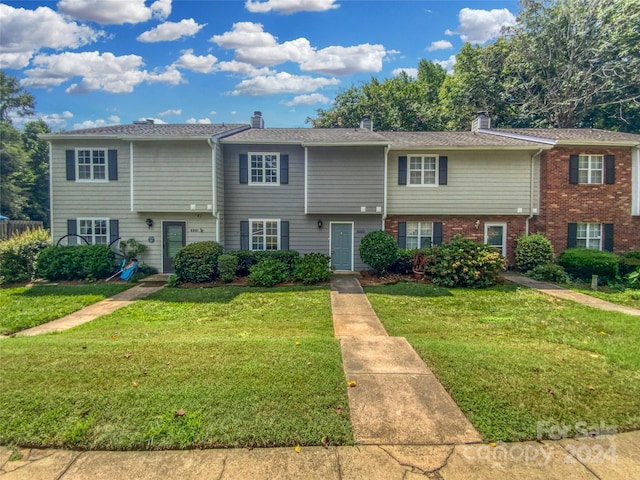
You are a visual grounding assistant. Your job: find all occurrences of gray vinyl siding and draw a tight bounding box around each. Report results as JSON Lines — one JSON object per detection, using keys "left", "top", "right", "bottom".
{"left": 307, "top": 146, "right": 385, "bottom": 214}
{"left": 132, "top": 141, "right": 214, "bottom": 213}
{"left": 388, "top": 150, "right": 540, "bottom": 215}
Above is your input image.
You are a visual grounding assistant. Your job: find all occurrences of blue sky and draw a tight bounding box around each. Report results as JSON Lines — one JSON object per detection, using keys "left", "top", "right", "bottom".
{"left": 1, "top": 0, "right": 519, "bottom": 130}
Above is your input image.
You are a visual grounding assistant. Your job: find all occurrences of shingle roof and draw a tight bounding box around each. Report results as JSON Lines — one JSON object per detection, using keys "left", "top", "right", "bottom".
{"left": 495, "top": 128, "right": 640, "bottom": 145}
{"left": 221, "top": 128, "right": 389, "bottom": 145}
{"left": 42, "top": 123, "right": 250, "bottom": 139}
{"left": 379, "top": 131, "right": 548, "bottom": 148}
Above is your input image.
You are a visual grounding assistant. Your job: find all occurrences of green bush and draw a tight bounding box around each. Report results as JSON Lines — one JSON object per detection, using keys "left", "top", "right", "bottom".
{"left": 558, "top": 248, "right": 620, "bottom": 283}
{"left": 218, "top": 254, "right": 238, "bottom": 283}
{"left": 390, "top": 249, "right": 414, "bottom": 275}
{"left": 515, "top": 233, "right": 554, "bottom": 272}
{"left": 174, "top": 241, "right": 223, "bottom": 283}
{"left": 130, "top": 263, "right": 157, "bottom": 282}
{"left": 166, "top": 274, "right": 179, "bottom": 288}
{"left": 428, "top": 235, "right": 505, "bottom": 288}
{"left": 227, "top": 250, "right": 300, "bottom": 277}
{"left": 359, "top": 230, "right": 399, "bottom": 274}
{"left": 627, "top": 268, "right": 640, "bottom": 288}
{"left": 619, "top": 251, "right": 640, "bottom": 276}
{"left": 527, "top": 263, "right": 570, "bottom": 283}
{"left": 249, "top": 258, "right": 289, "bottom": 287}
{"left": 0, "top": 228, "right": 51, "bottom": 284}
{"left": 294, "top": 253, "right": 333, "bottom": 285}
{"left": 36, "top": 245, "right": 115, "bottom": 281}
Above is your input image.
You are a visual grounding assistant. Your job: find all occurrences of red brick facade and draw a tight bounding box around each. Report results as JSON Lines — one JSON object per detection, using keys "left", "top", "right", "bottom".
{"left": 532, "top": 146, "right": 640, "bottom": 256}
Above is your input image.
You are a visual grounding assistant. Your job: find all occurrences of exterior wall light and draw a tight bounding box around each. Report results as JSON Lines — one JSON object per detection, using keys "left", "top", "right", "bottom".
{"left": 146, "top": 218, "right": 154, "bottom": 229}
{"left": 317, "top": 219, "right": 323, "bottom": 229}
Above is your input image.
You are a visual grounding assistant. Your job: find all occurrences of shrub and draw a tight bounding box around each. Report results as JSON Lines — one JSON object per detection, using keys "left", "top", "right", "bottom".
{"left": 390, "top": 249, "right": 414, "bottom": 275}
{"left": 249, "top": 258, "right": 289, "bottom": 287}
{"left": 294, "top": 253, "right": 333, "bottom": 285}
{"left": 411, "top": 248, "right": 435, "bottom": 274}
{"left": 515, "top": 233, "right": 554, "bottom": 272}
{"left": 620, "top": 251, "right": 640, "bottom": 276}
{"left": 166, "top": 274, "right": 179, "bottom": 288}
{"left": 36, "top": 245, "right": 115, "bottom": 281}
{"left": 130, "top": 264, "right": 157, "bottom": 282}
{"left": 174, "top": 241, "right": 223, "bottom": 283}
{"left": 558, "top": 248, "right": 619, "bottom": 283}
{"left": 218, "top": 254, "right": 238, "bottom": 283}
{"left": 359, "top": 230, "right": 399, "bottom": 274}
{"left": 227, "top": 250, "right": 300, "bottom": 277}
{"left": 627, "top": 268, "right": 640, "bottom": 288}
{"left": 118, "top": 238, "right": 147, "bottom": 262}
{"left": 428, "top": 235, "right": 505, "bottom": 288}
{"left": 527, "top": 263, "right": 570, "bottom": 283}
{"left": 0, "top": 228, "right": 51, "bottom": 284}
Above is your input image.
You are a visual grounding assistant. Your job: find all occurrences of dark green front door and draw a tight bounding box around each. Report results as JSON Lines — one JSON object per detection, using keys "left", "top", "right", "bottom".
{"left": 331, "top": 223, "right": 353, "bottom": 271}
{"left": 163, "top": 221, "right": 186, "bottom": 273}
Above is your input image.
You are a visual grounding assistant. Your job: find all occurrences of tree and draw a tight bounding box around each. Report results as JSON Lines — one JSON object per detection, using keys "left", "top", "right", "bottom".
{"left": 22, "top": 120, "right": 51, "bottom": 225}
{"left": 0, "top": 70, "right": 35, "bottom": 122}
{"left": 0, "top": 121, "right": 31, "bottom": 219}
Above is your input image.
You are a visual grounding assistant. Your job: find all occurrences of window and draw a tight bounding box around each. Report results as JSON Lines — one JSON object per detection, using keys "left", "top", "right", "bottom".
{"left": 576, "top": 223, "right": 602, "bottom": 249}
{"left": 78, "top": 218, "right": 109, "bottom": 244}
{"left": 578, "top": 155, "right": 603, "bottom": 184}
{"left": 409, "top": 155, "right": 437, "bottom": 185}
{"left": 251, "top": 219, "right": 279, "bottom": 250}
{"left": 77, "top": 149, "right": 107, "bottom": 181}
{"left": 406, "top": 221, "right": 433, "bottom": 249}
{"left": 250, "top": 153, "right": 279, "bottom": 185}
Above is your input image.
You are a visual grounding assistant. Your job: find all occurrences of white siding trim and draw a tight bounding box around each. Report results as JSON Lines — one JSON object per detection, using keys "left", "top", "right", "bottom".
{"left": 633, "top": 147, "right": 639, "bottom": 216}
{"left": 48, "top": 141, "right": 54, "bottom": 239}
{"left": 304, "top": 147, "right": 309, "bottom": 214}
{"left": 130, "top": 142, "right": 134, "bottom": 212}
{"left": 383, "top": 144, "right": 390, "bottom": 229}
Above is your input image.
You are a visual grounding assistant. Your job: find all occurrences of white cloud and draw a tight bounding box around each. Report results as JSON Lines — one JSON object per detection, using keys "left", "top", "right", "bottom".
{"left": 245, "top": 0, "right": 339, "bottom": 14}
{"left": 283, "top": 93, "right": 331, "bottom": 106}
{"left": 392, "top": 68, "right": 418, "bottom": 78}
{"left": 301, "top": 44, "right": 387, "bottom": 76}
{"left": 137, "top": 18, "right": 205, "bottom": 43}
{"left": 232, "top": 72, "right": 339, "bottom": 96}
{"left": 159, "top": 109, "right": 182, "bottom": 116}
{"left": 57, "top": 0, "right": 171, "bottom": 25}
{"left": 427, "top": 40, "right": 453, "bottom": 52}
{"left": 0, "top": 4, "right": 101, "bottom": 69}
{"left": 73, "top": 115, "right": 121, "bottom": 130}
{"left": 137, "top": 117, "right": 167, "bottom": 124}
{"left": 435, "top": 55, "right": 456, "bottom": 73}
{"left": 186, "top": 117, "right": 212, "bottom": 124}
{"left": 217, "top": 61, "right": 274, "bottom": 77}
{"left": 446, "top": 8, "right": 516, "bottom": 44}
{"left": 209, "top": 111, "right": 217, "bottom": 115}
{"left": 21, "top": 51, "right": 182, "bottom": 93}
{"left": 174, "top": 49, "right": 218, "bottom": 73}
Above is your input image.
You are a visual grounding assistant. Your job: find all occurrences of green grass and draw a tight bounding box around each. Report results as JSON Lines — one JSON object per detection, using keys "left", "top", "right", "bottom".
{"left": 0, "top": 286, "right": 352, "bottom": 450}
{"left": 0, "top": 284, "right": 133, "bottom": 335}
{"left": 569, "top": 284, "right": 640, "bottom": 309}
{"left": 365, "top": 282, "right": 640, "bottom": 442}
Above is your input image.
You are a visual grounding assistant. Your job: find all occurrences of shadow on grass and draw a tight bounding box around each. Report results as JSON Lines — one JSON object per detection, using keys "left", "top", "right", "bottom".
{"left": 364, "top": 281, "right": 453, "bottom": 297}
{"left": 13, "top": 284, "right": 132, "bottom": 298}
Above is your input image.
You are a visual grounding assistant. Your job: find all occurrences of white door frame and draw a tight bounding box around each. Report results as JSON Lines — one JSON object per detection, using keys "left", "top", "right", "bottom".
{"left": 329, "top": 221, "right": 354, "bottom": 271}
{"left": 484, "top": 222, "right": 507, "bottom": 257}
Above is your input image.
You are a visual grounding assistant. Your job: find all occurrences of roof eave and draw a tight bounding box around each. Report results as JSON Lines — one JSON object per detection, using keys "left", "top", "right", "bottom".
{"left": 477, "top": 128, "right": 558, "bottom": 145}
{"left": 554, "top": 140, "right": 640, "bottom": 147}
{"left": 388, "top": 145, "right": 553, "bottom": 151}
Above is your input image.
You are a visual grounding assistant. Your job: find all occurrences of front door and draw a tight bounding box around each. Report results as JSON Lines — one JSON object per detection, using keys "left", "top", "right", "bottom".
{"left": 163, "top": 221, "right": 186, "bottom": 273}
{"left": 485, "top": 223, "right": 507, "bottom": 256}
{"left": 330, "top": 223, "right": 353, "bottom": 271}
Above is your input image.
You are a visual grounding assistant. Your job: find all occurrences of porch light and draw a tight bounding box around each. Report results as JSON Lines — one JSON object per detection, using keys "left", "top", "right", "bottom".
{"left": 146, "top": 218, "right": 154, "bottom": 229}
{"left": 317, "top": 219, "right": 323, "bottom": 229}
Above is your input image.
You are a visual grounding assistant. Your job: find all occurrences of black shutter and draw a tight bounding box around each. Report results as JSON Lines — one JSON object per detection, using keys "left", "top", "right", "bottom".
{"left": 569, "top": 154, "right": 579, "bottom": 184}
{"left": 398, "top": 222, "right": 406, "bottom": 248}
{"left": 67, "top": 219, "right": 77, "bottom": 245}
{"left": 280, "top": 154, "right": 289, "bottom": 184}
{"left": 66, "top": 150, "right": 76, "bottom": 180}
{"left": 603, "top": 223, "right": 614, "bottom": 252}
{"left": 398, "top": 156, "right": 407, "bottom": 185}
{"left": 438, "top": 156, "right": 448, "bottom": 185}
{"left": 240, "top": 221, "right": 249, "bottom": 250}
{"left": 604, "top": 155, "right": 615, "bottom": 184}
{"left": 108, "top": 150, "right": 118, "bottom": 181}
{"left": 280, "top": 221, "right": 289, "bottom": 250}
{"left": 433, "top": 222, "right": 443, "bottom": 246}
{"left": 109, "top": 220, "right": 119, "bottom": 245}
{"left": 239, "top": 154, "right": 248, "bottom": 184}
{"left": 567, "top": 223, "right": 578, "bottom": 248}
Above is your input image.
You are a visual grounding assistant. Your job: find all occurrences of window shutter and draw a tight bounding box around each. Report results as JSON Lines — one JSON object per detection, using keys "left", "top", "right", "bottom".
{"left": 398, "top": 156, "right": 407, "bottom": 185}
{"left": 280, "top": 154, "right": 289, "bottom": 184}
{"left": 109, "top": 220, "right": 119, "bottom": 245}
{"left": 433, "top": 222, "right": 443, "bottom": 246}
{"left": 280, "top": 221, "right": 289, "bottom": 250}
{"left": 108, "top": 150, "right": 118, "bottom": 181}
{"left": 239, "top": 154, "right": 248, "bottom": 184}
{"left": 67, "top": 219, "right": 77, "bottom": 245}
{"left": 397, "top": 222, "right": 406, "bottom": 248}
{"left": 438, "top": 156, "right": 448, "bottom": 185}
{"left": 240, "top": 221, "right": 249, "bottom": 250}
{"left": 603, "top": 223, "right": 614, "bottom": 252}
{"left": 569, "top": 155, "right": 579, "bottom": 184}
{"left": 604, "top": 155, "right": 615, "bottom": 184}
{"left": 66, "top": 150, "right": 76, "bottom": 181}
{"left": 567, "top": 223, "right": 578, "bottom": 248}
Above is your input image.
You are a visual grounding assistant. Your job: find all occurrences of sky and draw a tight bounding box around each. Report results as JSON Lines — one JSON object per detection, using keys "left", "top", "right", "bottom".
{"left": 1, "top": 0, "right": 520, "bottom": 130}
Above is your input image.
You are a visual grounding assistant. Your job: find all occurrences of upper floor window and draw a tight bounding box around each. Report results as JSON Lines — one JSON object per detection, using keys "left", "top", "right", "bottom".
{"left": 406, "top": 221, "right": 433, "bottom": 249}
{"left": 251, "top": 219, "right": 279, "bottom": 250}
{"left": 78, "top": 218, "right": 109, "bottom": 244}
{"left": 578, "top": 155, "right": 603, "bottom": 184}
{"left": 576, "top": 222, "right": 601, "bottom": 249}
{"left": 409, "top": 155, "right": 437, "bottom": 186}
{"left": 77, "top": 149, "right": 107, "bottom": 181}
{"left": 250, "top": 153, "right": 279, "bottom": 185}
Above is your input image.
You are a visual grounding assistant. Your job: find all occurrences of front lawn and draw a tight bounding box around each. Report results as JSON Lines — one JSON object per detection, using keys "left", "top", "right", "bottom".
{"left": 0, "top": 283, "right": 133, "bottom": 335}
{"left": 365, "top": 282, "right": 640, "bottom": 442}
{"left": 0, "top": 286, "right": 352, "bottom": 450}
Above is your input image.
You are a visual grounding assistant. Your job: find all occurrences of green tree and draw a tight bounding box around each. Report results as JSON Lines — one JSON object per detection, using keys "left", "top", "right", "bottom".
{"left": 22, "top": 120, "right": 51, "bottom": 225}
{"left": 0, "top": 70, "right": 35, "bottom": 122}
{"left": 0, "top": 121, "right": 31, "bottom": 219}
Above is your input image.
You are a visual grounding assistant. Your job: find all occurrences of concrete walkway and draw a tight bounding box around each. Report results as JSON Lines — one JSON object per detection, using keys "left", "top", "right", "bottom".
{"left": 502, "top": 272, "right": 640, "bottom": 316}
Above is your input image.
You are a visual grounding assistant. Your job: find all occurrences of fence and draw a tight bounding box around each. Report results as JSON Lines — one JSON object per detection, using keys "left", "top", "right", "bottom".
{"left": 0, "top": 220, "right": 44, "bottom": 240}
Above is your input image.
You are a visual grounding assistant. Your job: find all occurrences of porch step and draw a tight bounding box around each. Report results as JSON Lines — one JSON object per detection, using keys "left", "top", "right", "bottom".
{"left": 138, "top": 274, "right": 170, "bottom": 286}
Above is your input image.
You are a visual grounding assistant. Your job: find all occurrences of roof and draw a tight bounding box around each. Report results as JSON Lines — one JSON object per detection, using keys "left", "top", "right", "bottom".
{"left": 379, "top": 131, "right": 550, "bottom": 149}
{"left": 220, "top": 128, "right": 390, "bottom": 146}
{"left": 41, "top": 123, "right": 250, "bottom": 141}
{"left": 494, "top": 128, "right": 640, "bottom": 146}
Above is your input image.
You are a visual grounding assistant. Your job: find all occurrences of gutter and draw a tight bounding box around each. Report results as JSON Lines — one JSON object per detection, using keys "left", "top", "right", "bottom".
{"left": 48, "top": 142, "right": 53, "bottom": 238}
{"left": 526, "top": 148, "right": 543, "bottom": 235}
{"left": 382, "top": 144, "right": 390, "bottom": 229}
{"left": 207, "top": 138, "right": 220, "bottom": 243}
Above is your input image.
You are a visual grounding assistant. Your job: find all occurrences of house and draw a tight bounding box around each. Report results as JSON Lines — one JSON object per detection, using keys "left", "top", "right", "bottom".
{"left": 41, "top": 112, "right": 640, "bottom": 274}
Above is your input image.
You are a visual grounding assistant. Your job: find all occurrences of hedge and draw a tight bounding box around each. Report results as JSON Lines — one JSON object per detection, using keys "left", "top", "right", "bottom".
{"left": 36, "top": 245, "right": 115, "bottom": 281}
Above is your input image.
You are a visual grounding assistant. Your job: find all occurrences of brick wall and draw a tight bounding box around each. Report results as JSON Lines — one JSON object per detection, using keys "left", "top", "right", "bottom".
{"left": 533, "top": 146, "right": 640, "bottom": 255}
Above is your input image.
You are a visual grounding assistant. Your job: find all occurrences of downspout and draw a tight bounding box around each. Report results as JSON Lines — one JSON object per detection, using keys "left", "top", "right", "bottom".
{"left": 304, "top": 146, "right": 309, "bottom": 214}
{"left": 130, "top": 141, "right": 134, "bottom": 212}
{"left": 207, "top": 138, "right": 220, "bottom": 243}
{"left": 526, "top": 148, "right": 543, "bottom": 235}
{"left": 382, "top": 144, "right": 390, "bottom": 230}
{"left": 48, "top": 142, "right": 53, "bottom": 238}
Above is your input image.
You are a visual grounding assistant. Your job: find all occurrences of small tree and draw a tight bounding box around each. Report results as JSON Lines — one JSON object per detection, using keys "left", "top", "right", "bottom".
{"left": 515, "top": 233, "right": 554, "bottom": 272}
{"left": 359, "top": 230, "right": 399, "bottom": 275}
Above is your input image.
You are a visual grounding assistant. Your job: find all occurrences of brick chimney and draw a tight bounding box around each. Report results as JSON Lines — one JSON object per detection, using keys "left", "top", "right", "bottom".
{"left": 251, "top": 111, "right": 264, "bottom": 129}
{"left": 471, "top": 111, "right": 491, "bottom": 132}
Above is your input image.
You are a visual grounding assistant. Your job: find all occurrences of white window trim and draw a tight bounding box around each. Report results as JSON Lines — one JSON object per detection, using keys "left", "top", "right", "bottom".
{"left": 576, "top": 222, "right": 603, "bottom": 250}
{"left": 76, "top": 148, "right": 108, "bottom": 183}
{"left": 484, "top": 222, "right": 507, "bottom": 257}
{"left": 408, "top": 154, "right": 439, "bottom": 187}
{"left": 406, "top": 221, "right": 434, "bottom": 249}
{"left": 248, "top": 152, "right": 280, "bottom": 186}
{"left": 578, "top": 154, "right": 604, "bottom": 185}
{"left": 248, "top": 218, "right": 281, "bottom": 251}
{"left": 77, "top": 217, "right": 110, "bottom": 245}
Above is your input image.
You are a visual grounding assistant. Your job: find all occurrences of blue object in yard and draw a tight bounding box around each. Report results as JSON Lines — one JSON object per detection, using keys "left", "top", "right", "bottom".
{"left": 120, "top": 260, "right": 139, "bottom": 281}
{"left": 0, "top": 215, "right": 7, "bottom": 220}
